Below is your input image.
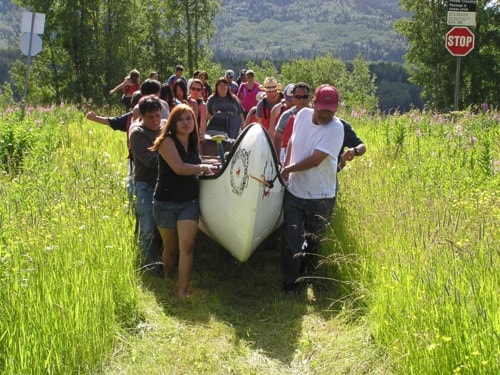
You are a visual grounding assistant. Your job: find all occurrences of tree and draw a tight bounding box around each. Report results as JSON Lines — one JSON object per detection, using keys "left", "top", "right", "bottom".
{"left": 345, "top": 54, "right": 378, "bottom": 113}
{"left": 395, "top": 0, "right": 499, "bottom": 111}
{"left": 11, "top": 0, "right": 221, "bottom": 106}
{"left": 178, "top": 0, "right": 220, "bottom": 74}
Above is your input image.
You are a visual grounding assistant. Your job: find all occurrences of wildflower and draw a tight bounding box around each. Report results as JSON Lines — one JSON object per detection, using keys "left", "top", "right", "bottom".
{"left": 446, "top": 132, "right": 453, "bottom": 140}
{"left": 470, "top": 136, "right": 477, "bottom": 145}
{"left": 427, "top": 343, "right": 438, "bottom": 351}
{"left": 415, "top": 128, "right": 422, "bottom": 137}
{"left": 59, "top": 101, "right": 64, "bottom": 108}
{"left": 455, "top": 125, "right": 463, "bottom": 137}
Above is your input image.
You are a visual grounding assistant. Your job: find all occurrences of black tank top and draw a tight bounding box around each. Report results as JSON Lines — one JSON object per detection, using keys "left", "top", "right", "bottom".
{"left": 154, "top": 137, "right": 201, "bottom": 202}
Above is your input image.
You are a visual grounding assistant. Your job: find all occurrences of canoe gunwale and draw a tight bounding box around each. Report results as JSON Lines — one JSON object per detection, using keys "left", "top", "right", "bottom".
{"left": 199, "top": 123, "right": 287, "bottom": 188}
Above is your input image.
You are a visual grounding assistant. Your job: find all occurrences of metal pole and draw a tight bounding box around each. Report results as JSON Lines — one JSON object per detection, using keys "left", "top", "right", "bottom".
{"left": 454, "top": 56, "right": 461, "bottom": 111}
{"left": 21, "top": 12, "right": 35, "bottom": 118}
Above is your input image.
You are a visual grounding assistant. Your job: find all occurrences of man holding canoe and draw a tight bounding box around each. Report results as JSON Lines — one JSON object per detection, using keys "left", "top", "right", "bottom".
{"left": 280, "top": 84, "right": 344, "bottom": 297}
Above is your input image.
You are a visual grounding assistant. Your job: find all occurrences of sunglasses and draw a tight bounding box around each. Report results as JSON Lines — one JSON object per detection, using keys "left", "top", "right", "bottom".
{"left": 294, "top": 94, "right": 309, "bottom": 100}
{"left": 191, "top": 87, "right": 202, "bottom": 91}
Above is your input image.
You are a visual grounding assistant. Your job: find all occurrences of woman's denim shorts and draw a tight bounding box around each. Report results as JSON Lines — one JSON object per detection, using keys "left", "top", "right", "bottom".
{"left": 153, "top": 199, "right": 200, "bottom": 229}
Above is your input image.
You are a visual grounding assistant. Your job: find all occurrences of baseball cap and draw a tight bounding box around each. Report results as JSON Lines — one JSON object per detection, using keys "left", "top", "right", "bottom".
{"left": 313, "top": 84, "right": 339, "bottom": 112}
{"left": 225, "top": 70, "right": 234, "bottom": 78}
{"left": 255, "top": 91, "right": 266, "bottom": 102}
{"left": 284, "top": 83, "right": 295, "bottom": 102}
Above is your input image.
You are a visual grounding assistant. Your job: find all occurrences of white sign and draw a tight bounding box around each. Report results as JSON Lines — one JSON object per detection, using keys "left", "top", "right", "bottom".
{"left": 21, "top": 12, "right": 46, "bottom": 34}
{"left": 19, "top": 33, "right": 43, "bottom": 56}
{"left": 447, "top": 11, "right": 476, "bottom": 26}
{"left": 447, "top": 0, "right": 477, "bottom": 26}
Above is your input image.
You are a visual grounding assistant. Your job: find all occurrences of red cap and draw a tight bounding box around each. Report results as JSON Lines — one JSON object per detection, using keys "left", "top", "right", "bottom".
{"left": 313, "top": 84, "right": 339, "bottom": 112}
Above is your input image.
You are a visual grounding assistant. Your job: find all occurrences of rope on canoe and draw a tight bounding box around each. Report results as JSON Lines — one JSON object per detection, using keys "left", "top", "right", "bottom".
{"left": 249, "top": 174, "right": 272, "bottom": 188}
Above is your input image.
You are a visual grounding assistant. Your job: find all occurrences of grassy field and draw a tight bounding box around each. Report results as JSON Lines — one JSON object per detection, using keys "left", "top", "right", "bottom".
{"left": 0, "top": 105, "right": 498, "bottom": 374}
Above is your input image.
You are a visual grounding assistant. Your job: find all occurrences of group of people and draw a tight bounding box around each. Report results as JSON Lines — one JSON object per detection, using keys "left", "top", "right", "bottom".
{"left": 92, "top": 65, "right": 366, "bottom": 299}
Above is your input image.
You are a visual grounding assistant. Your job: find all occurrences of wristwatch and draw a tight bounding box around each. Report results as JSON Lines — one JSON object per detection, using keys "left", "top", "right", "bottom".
{"left": 354, "top": 147, "right": 360, "bottom": 156}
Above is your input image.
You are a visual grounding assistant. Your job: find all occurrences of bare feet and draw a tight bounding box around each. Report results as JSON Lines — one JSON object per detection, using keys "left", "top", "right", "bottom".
{"left": 177, "top": 289, "right": 190, "bottom": 299}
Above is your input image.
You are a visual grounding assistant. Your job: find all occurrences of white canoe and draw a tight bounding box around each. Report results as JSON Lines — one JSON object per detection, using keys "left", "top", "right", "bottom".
{"left": 199, "top": 123, "right": 286, "bottom": 262}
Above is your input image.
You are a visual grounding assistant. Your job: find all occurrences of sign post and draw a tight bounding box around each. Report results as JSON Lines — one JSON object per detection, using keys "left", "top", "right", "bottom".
{"left": 445, "top": 25, "right": 475, "bottom": 111}
{"left": 19, "top": 11, "right": 45, "bottom": 117}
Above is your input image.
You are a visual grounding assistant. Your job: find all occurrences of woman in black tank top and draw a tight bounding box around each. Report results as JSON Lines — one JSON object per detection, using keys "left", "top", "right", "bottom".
{"left": 149, "top": 104, "right": 213, "bottom": 298}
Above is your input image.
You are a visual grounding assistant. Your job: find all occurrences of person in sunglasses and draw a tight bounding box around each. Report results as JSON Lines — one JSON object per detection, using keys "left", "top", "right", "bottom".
{"left": 279, "top": 84, "right": 344, "bottom": 297}
{"left": 188, "top": 78, "right": 208, "bottom": 142}
{"left": 256, "top": 77, "right": 283, "bottom": 135}
{"left": 273, "top": 82, "right": 311, "bottom": 163}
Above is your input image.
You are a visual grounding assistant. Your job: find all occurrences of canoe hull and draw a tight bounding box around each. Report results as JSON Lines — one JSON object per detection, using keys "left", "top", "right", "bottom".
{"left": 199, "top": 124, "right": 285, "bottom": 262}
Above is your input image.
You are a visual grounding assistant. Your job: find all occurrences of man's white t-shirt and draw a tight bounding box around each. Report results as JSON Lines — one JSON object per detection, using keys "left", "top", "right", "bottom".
{"left": 287, "top": 107, "right": 344, "bottom": 199}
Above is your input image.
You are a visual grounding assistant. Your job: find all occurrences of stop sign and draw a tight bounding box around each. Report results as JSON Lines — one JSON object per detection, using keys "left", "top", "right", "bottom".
{"left": 445, "top": 27, "right": 475, "bottom": 56}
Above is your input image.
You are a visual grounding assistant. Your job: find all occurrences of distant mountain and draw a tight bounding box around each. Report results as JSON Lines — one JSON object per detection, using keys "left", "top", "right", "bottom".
{"left": 2, "top": 0, "right": 408, "bottom": 62}
{"left": 0, "top": 0, "right": 20, "bottom": 49}
{"left": 212, "top": 0, "right": 408, "bottom": 63}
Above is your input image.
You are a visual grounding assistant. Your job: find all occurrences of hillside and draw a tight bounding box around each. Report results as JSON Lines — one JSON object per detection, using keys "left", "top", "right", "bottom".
{"left": 213, "top": 0, "right": 408, "bottom": 63}
{"left": 0, "top": 0, "right": 419, "bottom": 110}
{"left": 2, "top": 0, "right": 408, "bottom": 63}
{"left": 0, "top": 0, "right": 19, "bottom": 48}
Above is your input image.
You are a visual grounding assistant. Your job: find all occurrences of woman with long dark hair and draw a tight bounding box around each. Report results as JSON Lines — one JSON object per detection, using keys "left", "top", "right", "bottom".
{"left": 206, "top": 77, "right": 244, "bottom": 139}
{"left": 150, "top": 104, "right": 212, "bottom": 298}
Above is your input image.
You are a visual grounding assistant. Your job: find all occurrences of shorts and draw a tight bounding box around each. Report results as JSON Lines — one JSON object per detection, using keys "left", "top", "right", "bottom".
{"left": 153, "top": 199, "right": 200, "bottom": 229}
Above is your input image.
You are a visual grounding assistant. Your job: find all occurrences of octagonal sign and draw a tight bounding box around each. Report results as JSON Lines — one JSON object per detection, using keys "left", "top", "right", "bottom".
{"left": 19, "top": 32, "right": 43, "bottom": 56}
{"left": 445, "top": 26, "right": 475, "bottom": 56}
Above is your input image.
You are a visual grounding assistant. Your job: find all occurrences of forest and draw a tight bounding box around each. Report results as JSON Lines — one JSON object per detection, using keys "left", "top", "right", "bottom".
{"left": 0, "top": 0, "right": 498, "bottom": 112}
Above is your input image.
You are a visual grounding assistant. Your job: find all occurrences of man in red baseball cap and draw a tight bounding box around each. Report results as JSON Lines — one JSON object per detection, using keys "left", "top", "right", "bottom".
{"left": 279, "top": 84, "right": 344, "bottom": 297}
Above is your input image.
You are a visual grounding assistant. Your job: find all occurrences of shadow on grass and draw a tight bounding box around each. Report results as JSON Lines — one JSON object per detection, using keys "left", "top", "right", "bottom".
{"left": 141, "top": 228, "right": 343, "bottom": 364}
{"left": 320, "top": 194, "right": 369, "bottom": 317}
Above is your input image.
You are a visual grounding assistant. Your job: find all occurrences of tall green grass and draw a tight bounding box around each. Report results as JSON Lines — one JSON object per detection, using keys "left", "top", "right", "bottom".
{"left": 0, "top": 106, "right": 139, "bottom": 373}
{"left": 327, "top": 110, "right": 499, "bottom": 374}
{"left": 1, "top": 105, "right": 498, "bottom": 373}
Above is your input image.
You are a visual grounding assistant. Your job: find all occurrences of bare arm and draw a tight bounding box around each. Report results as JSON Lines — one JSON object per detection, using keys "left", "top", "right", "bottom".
{"left": 158, "top": 137, "right": 211, "bottom": 175}
{"left": 244, "top": 107, "right": 256, "bottom": 127}
{"left": 198, "top": 102, "right": 207, "bottom": 141}
{"left": 273, "top": 130, "right": 283, "bottom": 159}
{"left": 341, "top": 143, "right": 366, "bottom": 162}
{"left": 268, "top": 105, "right": 281, "bottom": 140}
{"left": 109, "top": 78, "right": 129, "bottom": 95}
{"left": 281, "top": 148, "right": 328, "bottom": 181}
{"left": 86, "top": 111, "right": 110, "bottom": 125}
